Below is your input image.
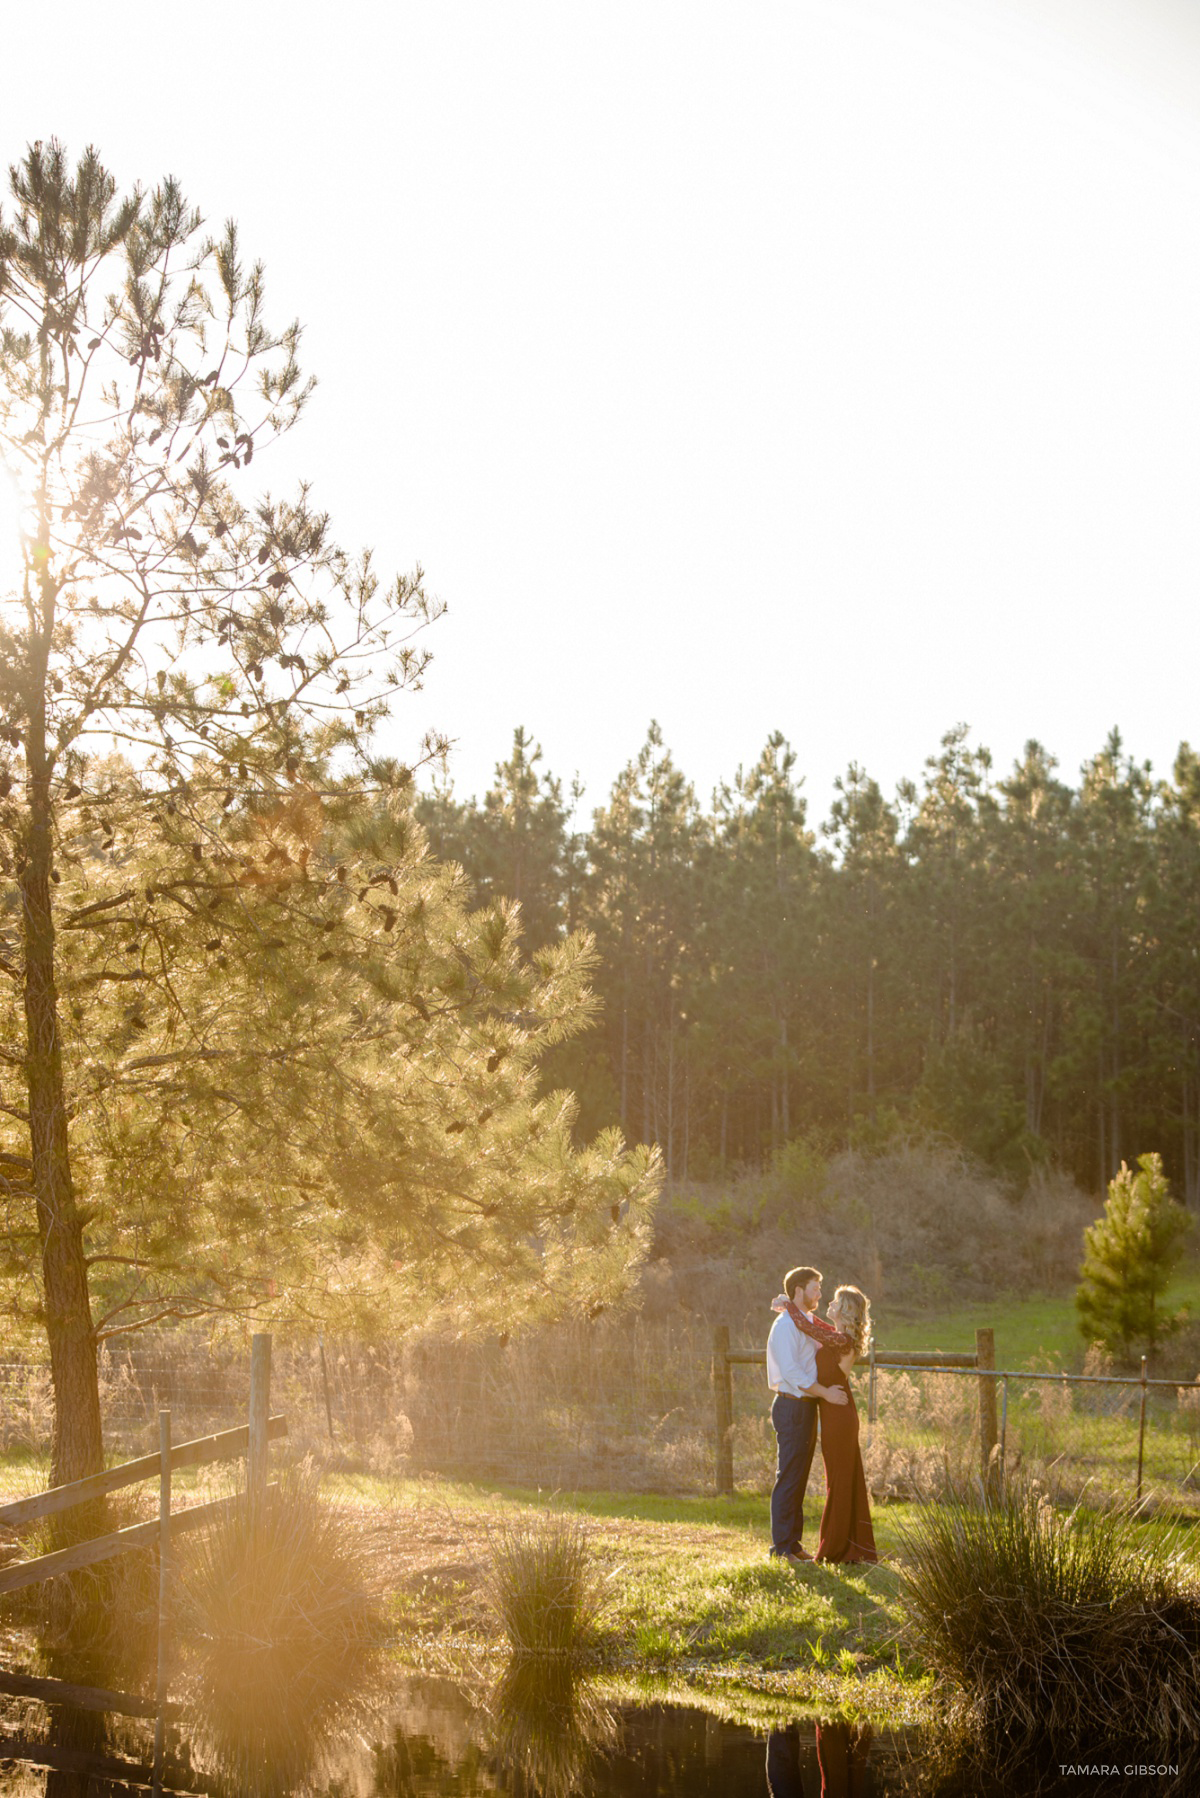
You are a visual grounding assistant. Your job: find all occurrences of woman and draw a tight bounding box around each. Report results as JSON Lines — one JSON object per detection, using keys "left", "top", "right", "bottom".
{"left": 814, "top": 1285, "right": 877, "bottom": 1565}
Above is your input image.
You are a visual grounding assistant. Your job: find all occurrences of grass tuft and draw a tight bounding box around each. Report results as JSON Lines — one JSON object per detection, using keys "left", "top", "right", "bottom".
{"left": 898, "top": 1481, "right": 1200, "bottom": 1747}
{"left": 482, "top": 1510, "right": 612, "bottom": 1656}
{"left": 178, "top": 1459, "right": 381, "bottom": 1795}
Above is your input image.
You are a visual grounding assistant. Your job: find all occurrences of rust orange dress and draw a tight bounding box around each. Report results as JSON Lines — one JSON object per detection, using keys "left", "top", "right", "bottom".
{"left": 815, "top": 1344, "right": 877, "bottom": 1564}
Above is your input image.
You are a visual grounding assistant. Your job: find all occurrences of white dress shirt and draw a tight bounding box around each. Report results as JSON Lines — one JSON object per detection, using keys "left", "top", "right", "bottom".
{"left": 766, "top": 1308, "right": 818, "bottom": 1398}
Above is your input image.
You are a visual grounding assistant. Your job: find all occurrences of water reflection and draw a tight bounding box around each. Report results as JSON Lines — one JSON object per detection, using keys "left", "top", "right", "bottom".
{"left": 2, "top": 1657, "right": 1196, "bottom": 1797}
{"left": 768, "top": 1720, "right": 871, "bottom": 1798}
{"left": 39, "top": 1704, "right": 107, "bottom": 1798}
{"left": 357, "top": 1677, "right": 884, "bottom": 1798}
{"left": 816, "top": 1720, "right": 872, "bottom": 1797}
{"left": 487, "top": 1656, "right": 617, "bottom": 1798}
{"left": 766, "top": 1723, "right": 806, "bottom": 1798}
{"left": 357, "top": 1680, "right": 1196, "bottom": 1798}
{"left": 187, "top": 1639, "right": 377, "bottom": 1797}
{"left": 764, "top": 1719, "right": 875, "bottom": 1798}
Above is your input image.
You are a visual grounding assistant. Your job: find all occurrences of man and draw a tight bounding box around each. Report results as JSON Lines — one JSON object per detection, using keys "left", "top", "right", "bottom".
{"left": 766, "top": 1265, "right": 850, "bottom": 1563}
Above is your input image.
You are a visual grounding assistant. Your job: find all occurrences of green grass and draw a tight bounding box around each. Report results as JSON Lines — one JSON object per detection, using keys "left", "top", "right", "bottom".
{"left": 876, "top": 1268, "right": 1200, "bottom": 1372}
{"left": 0, "top": 1449, "right": 51, "bottom": 1504}
{"left": 326, "top": 1471, "right": 918, "bottom": 1720}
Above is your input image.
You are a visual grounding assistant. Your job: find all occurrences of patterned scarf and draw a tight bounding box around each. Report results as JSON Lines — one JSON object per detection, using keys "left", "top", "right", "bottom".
{"left": 771, "top": 1294, "right": 854, "bottom": 1353}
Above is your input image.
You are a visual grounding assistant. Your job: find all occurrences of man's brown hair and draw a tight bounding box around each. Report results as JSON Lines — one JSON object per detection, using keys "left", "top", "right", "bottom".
{"left": 784, "top": 1266, "right": 821, "bottom": 1301}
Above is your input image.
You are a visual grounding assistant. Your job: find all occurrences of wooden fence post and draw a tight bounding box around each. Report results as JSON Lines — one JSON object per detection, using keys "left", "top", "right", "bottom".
{"left": 152, "top": 1410, "right": 170, "bottom": 1795}
{"left": 319, "top": 1334, "right": 336, "bottom": 1445}
{"left": 976, "top": 1328, "right": 998, "bottom": 1496}
{"left": 712, "top": 1325, "right": 734, "bottom": 1496}
{"left": 248, "top": 1334, "right": 272, "bottom": 1521}
{"left": 1136, "top": 1354, "right": 1148, "bottom": 1503}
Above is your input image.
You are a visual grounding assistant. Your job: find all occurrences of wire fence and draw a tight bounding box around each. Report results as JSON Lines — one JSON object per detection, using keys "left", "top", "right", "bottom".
{"left": 861, "top": 1363, "right": 1200, "bottom": 1507}
{"left": 0, "top": 1318, "right": 722, "bottom": 1494}
{"left": 0, "top": 1324, "right": 1198, "bottom": 1509}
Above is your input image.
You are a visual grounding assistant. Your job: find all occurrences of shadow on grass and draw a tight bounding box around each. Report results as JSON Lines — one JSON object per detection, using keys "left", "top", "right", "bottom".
{"left": 430, "top": 1476, "right": 874, "bottom": 1537}
{"left": 680, "top": 1556, "right": 903, "bottom": 1663}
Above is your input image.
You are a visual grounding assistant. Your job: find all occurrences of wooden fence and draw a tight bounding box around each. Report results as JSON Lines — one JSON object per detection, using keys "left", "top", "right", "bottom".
{"left": 711, "top": 1324, "right": 997, "bottom": 1494}
{"left": 0, "top": 1331, "right": 283, "bottom": 1793}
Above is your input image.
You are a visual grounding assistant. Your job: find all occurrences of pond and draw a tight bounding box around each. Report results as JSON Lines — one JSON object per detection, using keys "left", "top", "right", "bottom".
{"left": 0, "top": 1664, "right": 1189, "bottom": 1798}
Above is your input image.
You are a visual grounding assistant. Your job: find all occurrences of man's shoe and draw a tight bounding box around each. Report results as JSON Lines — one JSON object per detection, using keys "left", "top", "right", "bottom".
{"left": 785, "top": 1548, "right": 814, "bottom": 1566}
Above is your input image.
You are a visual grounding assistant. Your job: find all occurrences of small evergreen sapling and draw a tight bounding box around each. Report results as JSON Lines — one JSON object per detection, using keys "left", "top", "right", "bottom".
{"left": 1075, "top": 1152, "right": 1192, "bottom": 1362}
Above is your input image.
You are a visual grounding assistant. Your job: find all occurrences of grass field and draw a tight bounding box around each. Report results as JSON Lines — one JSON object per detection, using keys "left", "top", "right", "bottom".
{"left": 875, "top": 1268, "right": 1200, "bottom": 1372}
{"left": 323, "top": 1472, "right": 928, "bottom": 1722}
{"left": 3, "top": 1452, "right": 1198, "bottom": 1727}
{"left": 321, "top": 1471, "right": 1200, "bottom": 1722}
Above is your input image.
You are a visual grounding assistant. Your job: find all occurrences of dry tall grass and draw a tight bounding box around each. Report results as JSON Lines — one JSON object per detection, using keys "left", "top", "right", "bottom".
{"left": 482, "top": 1511, "right": 612, "bottom": 1656}
{"left": 0, "top": 1145, "right": 1120, "bottom": 1500}
{"left": 899, "top": 1482, "right": 1200, "bottom": 1748}
{"left": 4, "top": 1485, "right": 159, "bottom": 1694}
{"left": 656, "top": 1141, "right": 1097, "bottom": 1320}
{"left": 177, "top": 1459, "right": 381, "bottom": 1797}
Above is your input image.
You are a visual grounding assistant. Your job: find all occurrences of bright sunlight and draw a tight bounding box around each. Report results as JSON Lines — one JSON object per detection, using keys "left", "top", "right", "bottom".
{"left": 0, "top": 464, "right": 27, "bottom": 599}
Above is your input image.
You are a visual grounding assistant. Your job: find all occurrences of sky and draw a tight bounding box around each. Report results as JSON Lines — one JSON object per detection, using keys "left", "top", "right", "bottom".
{"left": 4, "top": 0, "right": 1200, "bottom": 826}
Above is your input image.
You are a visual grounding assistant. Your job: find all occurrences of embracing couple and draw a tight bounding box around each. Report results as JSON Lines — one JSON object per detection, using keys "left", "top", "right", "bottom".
{"left": 765, "top": 1266, "right": 877, "bottom": 1566}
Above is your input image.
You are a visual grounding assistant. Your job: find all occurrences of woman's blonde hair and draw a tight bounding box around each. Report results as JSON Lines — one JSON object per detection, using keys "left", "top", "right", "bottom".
{"left": 833, "top": 1284, "right": 871, "bottom": 1358}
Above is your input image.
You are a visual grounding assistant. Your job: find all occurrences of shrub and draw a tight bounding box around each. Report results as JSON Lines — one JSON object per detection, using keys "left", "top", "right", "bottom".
{"left": 178, "top": 1459, "right": 380, "bottom": 1796}
{"left": 898, "top": 1482, "right": 1200, "bottom": 1747}
{"left": 1076, "top": 1152, "right": 1193, "bottom": 1363}
{"left": 482, "top": 1511, "right": 611, "bottom": 1656}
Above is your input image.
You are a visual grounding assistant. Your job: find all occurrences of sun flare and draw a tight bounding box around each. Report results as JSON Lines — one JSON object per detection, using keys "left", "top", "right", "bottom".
{"left": 0, "top": 467, "right": 28, "bottom": 600}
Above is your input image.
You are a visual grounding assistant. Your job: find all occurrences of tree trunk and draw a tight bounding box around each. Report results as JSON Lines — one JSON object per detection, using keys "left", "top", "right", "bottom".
{"left": 665, "top": 1020, "right": 675, "bottom": 1182}
{"left": 865, "top": 954, "right": 875, "bottom": 1103}
{"left": 1110, "top": 929, "right": 1121, "bottom": 1173}
{"left": 1035, "top": 996, "right": 1050, "bottom": 1138}
{"left": 1184, "top": 1033, "right": 1200, "bottom": 1210}
{"left": 619, "top": 996, "right": 629, "bottom": 1137}
{"left": 682, "top": 1061, "right": 690, "bottom": 1180}
{"left": 1097, "top": 1049, "right": 1107, "bottom": 1192}
{"left": 21, "top": 682, "right": 103, "bottom": 1487}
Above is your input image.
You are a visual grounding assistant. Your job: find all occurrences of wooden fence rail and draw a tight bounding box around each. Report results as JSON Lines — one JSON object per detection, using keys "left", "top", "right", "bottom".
{"left": 0, "top": 1414, "right": 287, "bottom": 1529}
{"left": 0, "top": 1331, "right": 279, "bottom": 1793}
{"left": 0, "top": 1491, "right": 258, "bottom": 1596}
{"left": 0, "top": 1667, "right": 183, "bottom": 1721}
{"left": 711, "top": 1324, "right": 992, "bottom": 1495}
{"left": 0, "top": 1735, "right": 214, "bottom": 1795}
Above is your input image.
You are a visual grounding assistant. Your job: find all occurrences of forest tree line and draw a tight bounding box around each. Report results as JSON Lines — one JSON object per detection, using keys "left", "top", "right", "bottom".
{"left": 418, "top": 721, "right": 1200, "bottom": 1205}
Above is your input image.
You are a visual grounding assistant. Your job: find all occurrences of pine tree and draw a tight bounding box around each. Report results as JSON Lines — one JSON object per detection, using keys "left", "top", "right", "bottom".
{"left": 706, "top": 733, "right": 817, "bottom": 1156}
{"left": 1076, "top": 1152, "right": 1192, "bottom": 1361}
{"left": 417, "top": 727, "right": 570, "bottom": 950}
{"left": 583, "top": 725, "right": 701, "bottom": 1176}
{"left": 987, "top": 741, "right": 1075, "bottom": 1159}
{"left": 0, "top": 143, "right": 660, "bottom": 1483}
{"left": 1071, "top": 734, "right": 1157, "bottom": 1187}
{"left": 824, "top": 761, "right": 906, "bottom": 1129}
{"left": 1151, "top": 746, "right": 1200, "bottom": 1208}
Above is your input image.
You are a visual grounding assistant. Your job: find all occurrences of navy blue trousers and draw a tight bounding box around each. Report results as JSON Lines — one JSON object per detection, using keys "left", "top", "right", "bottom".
{"left": 769, "top": 1392, "right": 818, "bottom": 1555}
